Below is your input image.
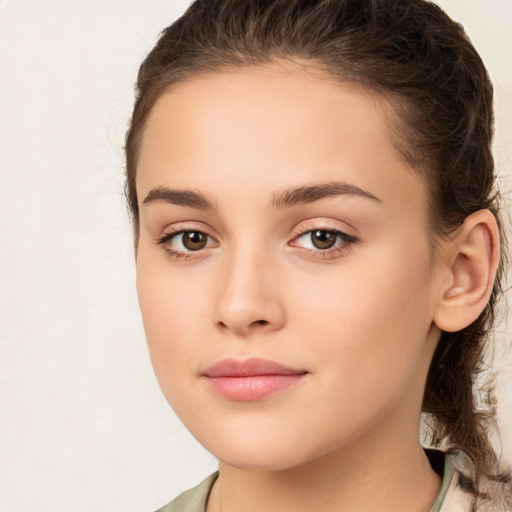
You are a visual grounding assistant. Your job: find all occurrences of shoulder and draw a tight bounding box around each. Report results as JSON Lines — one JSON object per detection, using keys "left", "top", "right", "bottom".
{"left": 154, "top": 473, "right": 219, "bottom": 512}
{"left": 429, "top": 449, "right": 512, "bottom": 512}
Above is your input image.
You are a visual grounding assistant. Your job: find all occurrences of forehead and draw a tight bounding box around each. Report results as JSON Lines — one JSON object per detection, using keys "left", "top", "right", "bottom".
{"left": 140, "top": 61, "right": 398, "bottom": 165}
{"left": 136, "top": 61, "right": 426, "bottom": 216}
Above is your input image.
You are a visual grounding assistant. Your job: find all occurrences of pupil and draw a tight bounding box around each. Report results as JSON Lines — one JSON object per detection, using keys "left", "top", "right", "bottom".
{"left": 312, "top": 230, "right": 337, "bottom": 249}
{"left": 183, "top": 231, "right": 207, "bottom": 250}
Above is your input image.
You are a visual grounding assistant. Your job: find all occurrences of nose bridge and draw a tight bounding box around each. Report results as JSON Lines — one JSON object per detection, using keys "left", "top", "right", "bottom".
{"left": 214, "top": 238, "right": 285, "bottom": 335}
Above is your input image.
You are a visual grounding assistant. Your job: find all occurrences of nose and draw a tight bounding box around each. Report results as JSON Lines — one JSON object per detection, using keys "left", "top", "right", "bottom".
{"left": 214, "top": 246, "right": 286, "bottom": 336}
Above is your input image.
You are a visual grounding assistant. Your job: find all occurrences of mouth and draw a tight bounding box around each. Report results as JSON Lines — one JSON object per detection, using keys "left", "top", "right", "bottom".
{"left": 202, "top": 357, "right": 309, "bottom": 401}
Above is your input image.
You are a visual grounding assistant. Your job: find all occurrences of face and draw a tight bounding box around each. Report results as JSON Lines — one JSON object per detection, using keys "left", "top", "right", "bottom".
{"left": 135, "top": 62, "right": 443, "bottom": 471}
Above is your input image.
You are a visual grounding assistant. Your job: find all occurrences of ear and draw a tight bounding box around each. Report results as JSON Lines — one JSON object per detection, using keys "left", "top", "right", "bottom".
{"left": 433, "top": 210, "right": 500, "bottom": 333}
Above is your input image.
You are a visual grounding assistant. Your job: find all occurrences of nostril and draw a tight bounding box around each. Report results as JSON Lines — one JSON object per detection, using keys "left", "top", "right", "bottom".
{"left": 253, "top": 320, "right": 269, "bottom": 326}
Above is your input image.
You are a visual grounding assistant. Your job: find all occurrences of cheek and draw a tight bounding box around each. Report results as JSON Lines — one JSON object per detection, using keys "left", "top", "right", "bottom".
{"left": 289, "top": 242, "right": 435, "bottom": 399}
{"left": 135, "top": 254, "right": 210, "bottom": 386}
{"left": 136, "top": 265, "right": 216, "bottom": 428}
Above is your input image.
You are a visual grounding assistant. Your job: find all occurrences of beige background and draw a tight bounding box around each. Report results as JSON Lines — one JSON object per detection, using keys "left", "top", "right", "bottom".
{"left": 0, "top": 1, "right": 510, "bottom": 511}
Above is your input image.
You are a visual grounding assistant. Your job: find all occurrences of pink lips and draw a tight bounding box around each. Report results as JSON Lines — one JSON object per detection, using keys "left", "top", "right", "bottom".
{"left": 203, "top": 357, "right": 308, "bottom": 401}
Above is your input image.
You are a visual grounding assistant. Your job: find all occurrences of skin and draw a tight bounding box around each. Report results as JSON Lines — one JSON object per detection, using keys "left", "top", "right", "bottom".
{"left": 135, "top": 61, "right": 462, "bottom": 511}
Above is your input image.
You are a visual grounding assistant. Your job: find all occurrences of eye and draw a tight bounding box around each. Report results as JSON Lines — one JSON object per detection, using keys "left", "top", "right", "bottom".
{"left": 157, "top": 230, "right": 217, "bottom": 254}
{"left": 292, "top": 229, "right": 356, "bottom": 251}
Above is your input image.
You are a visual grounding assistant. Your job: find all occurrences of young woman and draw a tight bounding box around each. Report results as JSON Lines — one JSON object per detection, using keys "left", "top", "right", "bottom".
{"left": 125, "top": 0, "right": 512, "bottom": 510}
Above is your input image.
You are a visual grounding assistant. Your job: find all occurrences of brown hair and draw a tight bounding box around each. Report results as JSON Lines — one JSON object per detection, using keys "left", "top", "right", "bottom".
{"left": 125, "top": 0, "right": 510, "bottom": 504}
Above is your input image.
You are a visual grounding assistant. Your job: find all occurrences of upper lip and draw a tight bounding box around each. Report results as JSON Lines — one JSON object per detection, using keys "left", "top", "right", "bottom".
{"left": 203, "top": 357, "right": 307, "bottom": 378}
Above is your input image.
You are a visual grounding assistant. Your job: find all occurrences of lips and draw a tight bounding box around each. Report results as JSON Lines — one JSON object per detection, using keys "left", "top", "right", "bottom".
{"left": 202, "top": 357, "right": 308, "bottom": 401}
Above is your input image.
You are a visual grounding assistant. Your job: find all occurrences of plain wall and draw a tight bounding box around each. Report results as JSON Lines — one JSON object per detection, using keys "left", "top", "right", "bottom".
{"left": 0, "top": 1, "right": 510, "bottom": 511}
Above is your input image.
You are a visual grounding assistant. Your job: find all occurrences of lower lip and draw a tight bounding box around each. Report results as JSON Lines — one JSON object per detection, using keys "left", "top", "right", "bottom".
{"left": 206, "top": 374, "right": 307, "bottom": 401}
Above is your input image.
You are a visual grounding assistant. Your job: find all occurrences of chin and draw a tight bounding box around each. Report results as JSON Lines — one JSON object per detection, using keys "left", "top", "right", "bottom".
{"left": 216, "top": 448, "right": 307, "bottom": 472}
{"left": 195, "top": 428, "right": 332, "bottom": 472}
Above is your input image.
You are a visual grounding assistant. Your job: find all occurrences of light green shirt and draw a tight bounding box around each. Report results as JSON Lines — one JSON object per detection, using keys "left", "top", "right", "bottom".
{"left": 155, "top": 450, "right": 511, "bottom": 512}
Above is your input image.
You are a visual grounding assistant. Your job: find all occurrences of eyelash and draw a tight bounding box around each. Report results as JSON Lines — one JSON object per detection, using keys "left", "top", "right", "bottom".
{"left": 290, "top": 228, "right": 358, "bottom": 258}
{"left": 155, "top": 227, "right": 358, "bottom": 261}
{"left": 155, "top": 229, "right": 217, "bottom": 261}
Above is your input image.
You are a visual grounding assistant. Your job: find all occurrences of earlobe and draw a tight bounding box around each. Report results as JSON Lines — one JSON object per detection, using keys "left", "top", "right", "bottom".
{"left": 433, "top": 210, "right": 500, "bottom": 333}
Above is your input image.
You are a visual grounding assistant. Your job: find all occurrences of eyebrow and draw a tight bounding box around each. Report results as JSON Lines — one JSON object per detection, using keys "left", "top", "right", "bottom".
{"left": 272, "top": 181, "right": 381, "bottom": 208}
{"left": 143, "top": 186, "right": 216, "bottom": 210}
{"left": 142, "top": 181, "right": 380, "bottom": 211}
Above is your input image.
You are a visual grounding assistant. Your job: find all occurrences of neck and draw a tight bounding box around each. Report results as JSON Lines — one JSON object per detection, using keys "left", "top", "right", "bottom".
{"left": 207, "top": 422, "right": 441, "bottom": 512}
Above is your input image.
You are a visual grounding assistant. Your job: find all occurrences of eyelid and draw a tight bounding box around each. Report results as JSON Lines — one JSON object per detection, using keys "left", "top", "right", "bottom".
{"left": 154, "top": 221, "right": 217, "bottom": 241}
{"left": 290, "top": 219, "right": 357, "bottom": 239}
{"left": 290, "top": 228, "right": 357, "bottom": 246}
{"left": 288, "top": 220, "right": 359, "bottom": 257}
{"left": 156, "top": 229, "right": 217, "bottom": 246}
{"left": 154, "top": 224, "right": 219, "bottom": 260}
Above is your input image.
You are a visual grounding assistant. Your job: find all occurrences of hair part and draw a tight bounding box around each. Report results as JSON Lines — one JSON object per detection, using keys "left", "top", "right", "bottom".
{"left": 125, "top": 0, "right": 510, "bottom": 505}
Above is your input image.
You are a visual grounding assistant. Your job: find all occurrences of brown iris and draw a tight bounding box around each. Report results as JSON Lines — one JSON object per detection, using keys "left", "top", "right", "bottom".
{"left": 311, "top": 230, "right": 338, "bottom": 249}
{"left": 182, "top": 231, "right": 208, "bottom": 250}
